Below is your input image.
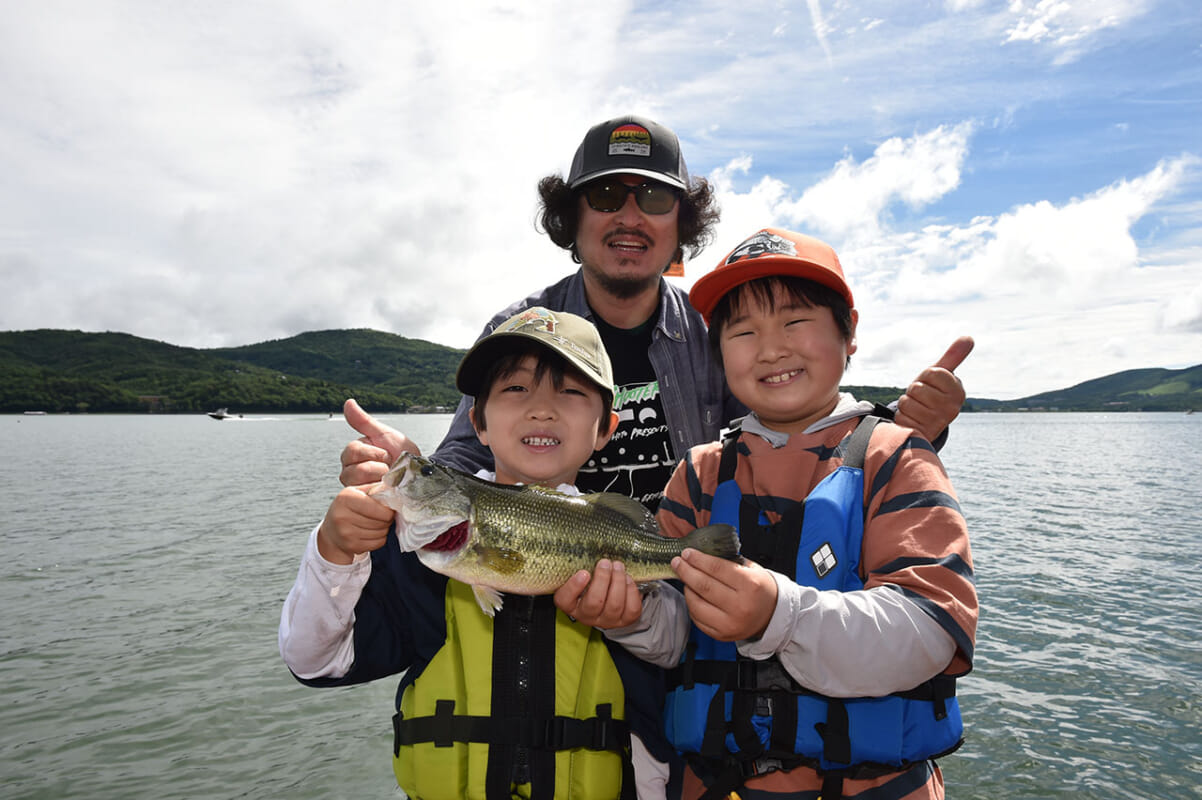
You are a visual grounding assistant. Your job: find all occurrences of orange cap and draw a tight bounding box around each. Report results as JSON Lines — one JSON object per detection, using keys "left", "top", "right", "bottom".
{"left": 688, "top": 228, "right": 853, "bottom": 323}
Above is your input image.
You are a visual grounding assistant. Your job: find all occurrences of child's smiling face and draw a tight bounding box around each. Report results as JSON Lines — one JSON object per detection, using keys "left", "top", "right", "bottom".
{"left": 719, "top": 283, "right": 858, "bottom": 435}
{"left": 471, "top": 355, "right": 615, "bottom": 488}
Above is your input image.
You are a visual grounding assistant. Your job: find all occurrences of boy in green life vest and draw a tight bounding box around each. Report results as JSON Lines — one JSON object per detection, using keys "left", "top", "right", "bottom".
{"left": 280, "top": 306, "right": 679, "bottom": 799}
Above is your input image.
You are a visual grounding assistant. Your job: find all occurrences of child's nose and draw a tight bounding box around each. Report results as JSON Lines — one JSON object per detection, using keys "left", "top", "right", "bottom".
{"left": 758, "top": 330, "right": 789, "bottom": 360}
{"left": 526, "top": 386, "right": 559, "bottom": 417}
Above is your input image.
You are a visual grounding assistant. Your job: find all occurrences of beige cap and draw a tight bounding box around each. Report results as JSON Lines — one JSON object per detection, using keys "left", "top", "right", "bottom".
{"left": 456, "top": 307, "right": 614, "bottom": 402}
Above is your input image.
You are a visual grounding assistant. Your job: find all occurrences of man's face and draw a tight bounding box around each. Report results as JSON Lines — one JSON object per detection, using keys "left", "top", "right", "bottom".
{"left": 574, "top": 174, "right": 680, "bottom": 300}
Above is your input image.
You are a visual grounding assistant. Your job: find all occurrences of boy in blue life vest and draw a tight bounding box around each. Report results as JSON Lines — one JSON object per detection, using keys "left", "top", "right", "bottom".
{"left": 585, "top": 229, "right": 978, "bottom": 799}
{"left": 280, "top": 307, "right": 679, "bottom": 799}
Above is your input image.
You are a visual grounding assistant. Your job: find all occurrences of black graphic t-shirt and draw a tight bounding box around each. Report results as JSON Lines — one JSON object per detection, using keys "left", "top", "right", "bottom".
{"left": 576, "top": 312, "right": 676, "bottom": 512}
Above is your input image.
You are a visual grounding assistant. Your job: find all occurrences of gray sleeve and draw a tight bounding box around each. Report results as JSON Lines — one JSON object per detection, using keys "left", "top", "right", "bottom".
{"left": 602, "top": 581, "right": 690, "bottom": 669}
{"left": 738, "top": 573, "right": 956, "bottom": 697}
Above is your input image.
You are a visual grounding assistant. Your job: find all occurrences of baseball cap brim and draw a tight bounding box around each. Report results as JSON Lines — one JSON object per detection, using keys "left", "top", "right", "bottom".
{"left": 568, "top": 166, "right": 687, "bottom": 191}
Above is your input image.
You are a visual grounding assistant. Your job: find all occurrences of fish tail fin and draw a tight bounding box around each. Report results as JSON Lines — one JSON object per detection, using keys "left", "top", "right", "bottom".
{"left": 680, "top": 523, "right": 742, "bottom": 562}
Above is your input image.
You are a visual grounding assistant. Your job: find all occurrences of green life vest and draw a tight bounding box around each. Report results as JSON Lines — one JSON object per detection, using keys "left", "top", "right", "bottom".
{"left": 393, "top": 579, "right": 632, "bottom": 799}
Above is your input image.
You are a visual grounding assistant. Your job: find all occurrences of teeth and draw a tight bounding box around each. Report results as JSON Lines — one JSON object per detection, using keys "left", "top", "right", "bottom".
{"left": 763, "top": 370, "right": 800, "bottom": 384}
{"left": 523, "top": 436, "right": 559, "bottom": 447}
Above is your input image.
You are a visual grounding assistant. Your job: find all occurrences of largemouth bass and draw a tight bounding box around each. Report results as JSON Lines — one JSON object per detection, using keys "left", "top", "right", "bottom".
{"left": 376, "top": 453, "right": 741, "bottom": 616}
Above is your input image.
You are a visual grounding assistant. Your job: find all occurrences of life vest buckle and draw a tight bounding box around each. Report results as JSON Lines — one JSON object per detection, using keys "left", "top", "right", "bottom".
{"left": 544, "top": 717, "right": 568, "bottom": 750}
{"left": 740, "top": 755, "right": 784, "bottom": 778}
{"left": 737, "top": 658, "right": 795, "bottom": 691}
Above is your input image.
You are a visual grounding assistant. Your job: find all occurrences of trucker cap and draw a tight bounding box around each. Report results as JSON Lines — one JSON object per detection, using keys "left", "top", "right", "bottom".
{"left": 688, "top": 228, "right": 854, "bottom": 323}
{"left": 566, "top": 115, "right": 689, "bottom": 190}
{"left": 456, "top": 307, "right": 615, "bottom": 402}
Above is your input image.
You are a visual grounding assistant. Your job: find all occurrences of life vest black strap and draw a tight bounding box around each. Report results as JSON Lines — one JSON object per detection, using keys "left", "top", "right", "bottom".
{"left": 842, "top": 414, "right": 882, "bottom": 471}
{"left": 718, "top": 431, "right": 803, "bottom": 575}
{"left": 669, "top": 656, "right": 956, "bottom": 703}
{"left": 817, "top": 698, "right": 852, "bottom": 766}
{"left": 717, "top": 426, "right": 740, "bottom": 483}
{"left": 822, "top": 770, "right": 845, "bottom": 800}
{"left": 393, "top": 700, "right": 630, "bottom": 753}
{"left": 399, "top": 696, "right": 634, "bottom": 749}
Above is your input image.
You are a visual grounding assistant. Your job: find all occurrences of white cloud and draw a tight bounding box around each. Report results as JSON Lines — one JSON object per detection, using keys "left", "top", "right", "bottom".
{"left": 1004, "top": 0, "right": 1152, "bottom": 63}
{"left": 778, "top": 124, "right": 974, "bottom": 241}
{"left": 0, "top": 1, "right": 633, "bottom": 348}
{"left": 805, "top": 0, "right": 835, "bottom": 63}
{"left": 1161, "top": 283, "right": 1202, "bottom": 333}
{"left": 692, "top": 136, "right": 1200, "bottom": 398}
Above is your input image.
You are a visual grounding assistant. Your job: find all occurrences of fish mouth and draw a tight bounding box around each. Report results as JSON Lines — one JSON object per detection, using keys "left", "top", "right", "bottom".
{"left": 424, "top": 521, "right": 470, "bottom": 553}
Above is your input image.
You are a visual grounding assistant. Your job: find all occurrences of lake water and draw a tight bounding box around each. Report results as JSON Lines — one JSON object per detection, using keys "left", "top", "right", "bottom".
{"left": 1, "top": 412, "right": 1199, "bottom": 799}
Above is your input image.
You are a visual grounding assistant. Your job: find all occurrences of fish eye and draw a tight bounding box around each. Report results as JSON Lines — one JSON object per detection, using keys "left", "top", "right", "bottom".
{"left": 420, "top": 465, "right": 435, "bottom": 476}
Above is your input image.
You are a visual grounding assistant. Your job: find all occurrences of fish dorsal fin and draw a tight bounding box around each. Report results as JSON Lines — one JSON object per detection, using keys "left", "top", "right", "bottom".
{"left": 524, "top": 484, "right": 576, "bottom": 500}
{"left": 582, "top": 491, "right": 658, "bottom": 533}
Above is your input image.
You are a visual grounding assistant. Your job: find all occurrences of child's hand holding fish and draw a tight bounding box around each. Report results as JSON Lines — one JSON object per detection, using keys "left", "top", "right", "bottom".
{"left": 553, "top": 559, "right": 644, "bottom": 629}
{"left": 671, "top": 548, "right": 778, "bottom": 642}
{"left": 316, "top": 483, "right": 395, "bottom": 565}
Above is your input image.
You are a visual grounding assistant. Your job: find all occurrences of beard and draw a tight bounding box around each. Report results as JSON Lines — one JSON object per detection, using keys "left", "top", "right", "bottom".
{"left": 580, "top": 259, "right": 665, "bottom": 300}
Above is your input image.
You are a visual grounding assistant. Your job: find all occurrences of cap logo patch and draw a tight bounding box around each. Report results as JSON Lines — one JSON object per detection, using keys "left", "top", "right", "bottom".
{"left": 810, "top": 542, "right": 837, "bottom": 579}
{"left": 500, "top": 307, "right": 598, "bottom": 369}
{"left": 725, "top": 230, "right": 796, "bottom": 265}
{"left": 608, "top": 124, "right": 652, "bottom": 158}
{"left": 502, "top": 307, "right": 558, "bottom": 335}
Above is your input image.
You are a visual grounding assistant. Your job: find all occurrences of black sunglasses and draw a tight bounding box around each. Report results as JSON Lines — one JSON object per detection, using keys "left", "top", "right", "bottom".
{"left": 581, "top": 180, "right": 680, "bottom": 215}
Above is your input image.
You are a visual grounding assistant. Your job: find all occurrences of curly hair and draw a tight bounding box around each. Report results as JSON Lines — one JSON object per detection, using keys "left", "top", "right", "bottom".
{"left": 536, "top": 175, "right": 721, "bottom": 265}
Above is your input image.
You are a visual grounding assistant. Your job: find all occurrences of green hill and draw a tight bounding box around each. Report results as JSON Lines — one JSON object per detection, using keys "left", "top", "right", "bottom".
{"left": 0, "top": 329, "right": 465, "bottom": 414}
{"left": 2, "top": 328, "right": 1199, "bottom": 414}
{"left": 966, "top": 363, "right": 1202, "bottom": 412}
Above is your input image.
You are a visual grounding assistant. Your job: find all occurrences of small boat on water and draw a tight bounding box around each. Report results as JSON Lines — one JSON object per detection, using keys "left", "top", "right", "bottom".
{"left": 207, "top": 408, "right": 233, "bottom": 420}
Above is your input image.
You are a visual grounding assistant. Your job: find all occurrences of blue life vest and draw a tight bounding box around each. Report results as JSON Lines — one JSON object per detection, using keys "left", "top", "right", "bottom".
{"left": 664, "top": 415, "right": 962, "bottom": 793}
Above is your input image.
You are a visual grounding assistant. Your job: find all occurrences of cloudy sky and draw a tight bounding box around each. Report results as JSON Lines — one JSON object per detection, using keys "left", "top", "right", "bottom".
{"left": 3, "top": 0, "right": 1199, "bottom": 400}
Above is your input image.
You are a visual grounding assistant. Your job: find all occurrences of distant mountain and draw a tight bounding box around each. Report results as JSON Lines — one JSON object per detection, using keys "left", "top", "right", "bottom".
{"left": 966, "top": 363, "right": 1202, "bottom": 412}
{"left": 2, "top": 328, "right": 1198, "bottom": 414}
{"left": 0, "top": 329, "right": 465, "bottom": 414}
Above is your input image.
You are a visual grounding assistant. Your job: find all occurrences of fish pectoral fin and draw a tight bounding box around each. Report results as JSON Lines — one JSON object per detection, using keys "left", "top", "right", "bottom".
{"left": 478, "top": 546, "right": 526, "bottom": 575}
{"left": 472, "top": 585, "right": 504, "bottom": 617}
